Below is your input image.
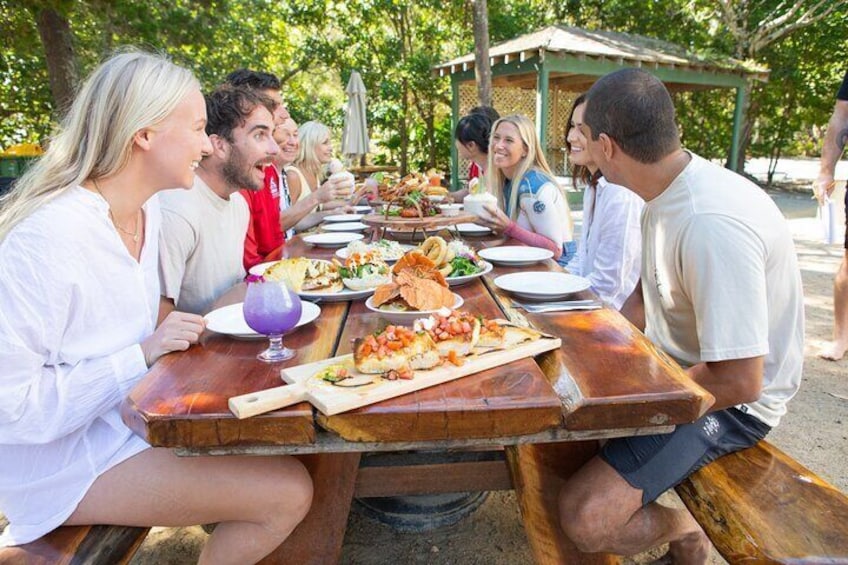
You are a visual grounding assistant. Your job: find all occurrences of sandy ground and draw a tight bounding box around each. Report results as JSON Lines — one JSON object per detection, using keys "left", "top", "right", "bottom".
{"left": 1, "top": 183, "right": 844, "bottom": 564}
{"left": 123, "top": 187, "right": 848, "bottom": 565}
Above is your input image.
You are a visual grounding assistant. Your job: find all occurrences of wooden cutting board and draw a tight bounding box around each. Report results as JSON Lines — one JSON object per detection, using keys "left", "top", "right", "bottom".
{"left": 228, "top": 336, "right": 561, "bottom": 418}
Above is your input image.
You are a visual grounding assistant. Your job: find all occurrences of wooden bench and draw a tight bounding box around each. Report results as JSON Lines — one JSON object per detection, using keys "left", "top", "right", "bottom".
{"left": 0, "top": 524, "right": 149, "bottom": 565}
{"left": 676, "top": 440, "right": 848, "bottom": 564}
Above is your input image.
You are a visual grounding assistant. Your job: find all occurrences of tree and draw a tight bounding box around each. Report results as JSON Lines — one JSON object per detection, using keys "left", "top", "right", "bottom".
{"left": 710, "top": 0, "right": 848, "bottom": 169}
{"left": 29, "top": 2, "right": 77, "bottom": 115}
{"left": 471, "top": 0, "right": 492, "bottom": 107}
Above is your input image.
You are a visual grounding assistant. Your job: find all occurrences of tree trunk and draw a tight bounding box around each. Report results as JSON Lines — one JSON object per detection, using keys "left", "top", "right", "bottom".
{"left": 471, "top": 0, "right": 492, "bottom": 108}
{"left": 426, "top": 107, "right": 436, "bottom": 169}
{"left": 400, "top": 76, "right": 409, "bottom": 176}
{"left": 33, "top": 6, "right": 78, "bottom": 116}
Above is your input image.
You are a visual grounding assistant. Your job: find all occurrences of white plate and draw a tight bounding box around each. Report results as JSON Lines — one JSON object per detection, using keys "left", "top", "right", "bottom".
{"left": 494, "top": 272, "right": 591, "bottom": 300}
{"left": 335, "top": 242, "right": 415, "bottom": 263}
{"left": 303, "top": 232, "right": 364, "bottom": 248}
{"left": 365, "top": 293, "right": 464, "bottom": 325}
{"left": 248, "top": 260, "right": 277, "bottom": 277}
{"left": 477, "top": 246, "right": 554, "bottom": 266}
{"left": 204, "top": 301, "right": 321, "bottom": 340}
{"left": 323, "top": 213, "right": 365, "bottom": 223}
{"left": 350, "top": 205, "right": 374, "bottom": 213}
{"left": 322, "top": 221, "right": 369, "bottom": 232}
{"left": 446, "top": 260, "right": 493, "bottom": 286}
{"left": 298, "top": 287, "right": 375, "bottom": 303}
{"left": 455, "top": 222, "right": 491, "bottom": 235}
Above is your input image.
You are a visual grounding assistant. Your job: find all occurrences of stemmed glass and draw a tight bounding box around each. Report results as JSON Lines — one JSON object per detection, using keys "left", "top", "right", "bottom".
{"left": 243, "top": 278, "right": 303, "bottom": 363}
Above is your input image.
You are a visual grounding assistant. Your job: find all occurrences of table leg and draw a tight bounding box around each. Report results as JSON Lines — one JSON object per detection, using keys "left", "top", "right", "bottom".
{"left": 506, "top": 442, "right": 620, "bottom": 565}
{"left": 259, "top": 453, "right": 361, "bottom": 565}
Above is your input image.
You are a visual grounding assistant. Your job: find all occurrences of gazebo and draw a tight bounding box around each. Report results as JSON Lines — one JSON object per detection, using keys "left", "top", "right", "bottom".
{"left": 434, "top": 25, "right": 769, "bottom": 189}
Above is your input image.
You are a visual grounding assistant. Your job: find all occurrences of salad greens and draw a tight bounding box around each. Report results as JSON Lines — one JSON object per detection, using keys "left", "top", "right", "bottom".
{"left": 449, "top": 256, "right": 482, "bottom": 277}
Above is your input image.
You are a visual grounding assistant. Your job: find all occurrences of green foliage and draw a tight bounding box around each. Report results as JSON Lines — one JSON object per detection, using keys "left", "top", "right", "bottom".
{"left": 2, "top": 0, "right": 847, "bottom": 171}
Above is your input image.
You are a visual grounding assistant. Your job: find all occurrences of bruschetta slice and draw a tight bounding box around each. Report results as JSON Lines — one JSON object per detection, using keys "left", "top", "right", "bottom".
{"left": 477, "top": 319, "right": 545, "bottom": 349}
{"left": 353, "top": 325, "right": 441, "bottom": 375}
{"left": 415, "top": 309, "right": 481, "bottom": 358}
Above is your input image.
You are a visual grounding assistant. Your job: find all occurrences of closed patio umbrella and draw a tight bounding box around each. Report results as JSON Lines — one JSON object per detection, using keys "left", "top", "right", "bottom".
{"left": 341, "top": 71, "right": 369, "bottom": 165}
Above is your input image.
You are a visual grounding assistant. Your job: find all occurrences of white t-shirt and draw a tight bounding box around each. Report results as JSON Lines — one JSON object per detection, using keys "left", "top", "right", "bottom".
{"left": 158, "top": 176, "right": 249, "bottom": 315}
{"left": 641, "top": 153, "right": 804, "bottom": 427}
{"left": 0, "top": 187, "right": 155, "bottom": 546}
{"left": 567, "top": 176, "right": 643, "bottom": 310}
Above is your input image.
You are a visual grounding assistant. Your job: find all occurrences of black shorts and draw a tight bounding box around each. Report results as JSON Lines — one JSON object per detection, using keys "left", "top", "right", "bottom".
{"left": 600, "top": 408, "right": 770, "bottom": 505}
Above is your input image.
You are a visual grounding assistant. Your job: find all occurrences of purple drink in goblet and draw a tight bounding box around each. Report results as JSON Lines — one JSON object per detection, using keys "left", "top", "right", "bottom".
{"left": 243, "top": 279, "right": 302, "bottom": 362}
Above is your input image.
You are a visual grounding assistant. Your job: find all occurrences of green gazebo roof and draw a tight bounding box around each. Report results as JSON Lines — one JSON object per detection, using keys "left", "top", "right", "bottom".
{"left": 435, "top": 24, "right": 768, "bottom": 91}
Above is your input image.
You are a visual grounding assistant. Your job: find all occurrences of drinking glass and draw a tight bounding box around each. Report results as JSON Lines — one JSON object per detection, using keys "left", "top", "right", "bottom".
{"left": 243, "top": 280, "right": 303, "bottom": 363}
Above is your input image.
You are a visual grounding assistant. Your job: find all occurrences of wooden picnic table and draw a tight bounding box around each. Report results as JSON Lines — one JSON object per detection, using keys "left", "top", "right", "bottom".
{"left": 121, "top": 231, "right": 713, "bottom": 564}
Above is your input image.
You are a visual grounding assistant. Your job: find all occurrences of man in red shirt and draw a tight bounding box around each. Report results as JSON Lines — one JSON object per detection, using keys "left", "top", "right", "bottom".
{"left": 226, "top": 69, "right": 290, "bottom": 270}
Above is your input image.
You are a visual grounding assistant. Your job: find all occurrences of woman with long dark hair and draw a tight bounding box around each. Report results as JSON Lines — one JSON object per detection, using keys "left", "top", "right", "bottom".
{"left": 564, "top": 94, "right": 643, "bottom": 309}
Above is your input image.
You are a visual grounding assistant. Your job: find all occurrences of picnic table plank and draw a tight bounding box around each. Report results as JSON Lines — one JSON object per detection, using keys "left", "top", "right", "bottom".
{"left": 482, "top": 259, "right": 714, "bottom": 430}
{"left": 122, "top": 301, "right": 349, "bottom": 448}
{"left": 316, "top": 278, "right": 563, "bottom": 442}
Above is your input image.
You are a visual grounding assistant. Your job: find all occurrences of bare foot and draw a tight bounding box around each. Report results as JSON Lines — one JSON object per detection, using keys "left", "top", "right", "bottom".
{"left": 667, "top": 530, "right": 710, "bottom": 564}
{"left": 819, "top": 341, "right": 847, "bottom": 361}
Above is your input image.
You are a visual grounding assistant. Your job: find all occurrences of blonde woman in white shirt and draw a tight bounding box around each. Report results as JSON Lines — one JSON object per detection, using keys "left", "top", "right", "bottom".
{"left": 0, "top": 51, "right": 312, "bottom": 562}
{"left": 285, "top": 120, "right": 351, "bottom": 213}
{"left": 564, "top": 94, "right": 643, "bottom": 310}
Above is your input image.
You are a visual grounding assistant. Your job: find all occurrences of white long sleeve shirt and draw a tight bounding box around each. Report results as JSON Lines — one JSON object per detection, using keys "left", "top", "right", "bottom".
{"left": 567, "top": 177, "right": 643, "bottom": 310}
{"left": 0, "top": 187, "right": 156, "bottom": 546}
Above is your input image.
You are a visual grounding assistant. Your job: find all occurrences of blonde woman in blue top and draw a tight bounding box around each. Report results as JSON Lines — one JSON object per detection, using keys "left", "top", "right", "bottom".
{"left": 475, "top": 114, "right": 576, "bottom": 265}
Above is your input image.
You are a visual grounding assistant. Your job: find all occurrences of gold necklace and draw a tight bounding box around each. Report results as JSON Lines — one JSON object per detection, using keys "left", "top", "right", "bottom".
{"left": 92, "top": 178, "right": 141, "bottom": 242}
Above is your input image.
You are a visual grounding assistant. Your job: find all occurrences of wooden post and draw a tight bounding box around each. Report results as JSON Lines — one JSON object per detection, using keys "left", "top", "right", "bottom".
{"left": 451, "top": 77, "right": 461, "bottom": 191}
{"left": 536, "top": 59, "right": 550, "bottom": 162}
{"left": 729, "top": 84, "right": 746, "bottom": 172}
{"left": 259, "top": 453, "right": 361, "bottom": 565}
{"left": 506, "top": 442, "right": 620, "bottom": 564}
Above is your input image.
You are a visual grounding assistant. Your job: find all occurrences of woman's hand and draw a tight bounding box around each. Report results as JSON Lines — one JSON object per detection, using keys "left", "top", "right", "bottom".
{"left": 475, "top": 202, "right": 512, "bottom": 233}
{"left": 327, "top": 172, "right": 355, "bottom": 200}
{"left": 313, "top": 179, "right": 337, "bottom": 204}
{"left": 141, "top": 311, "right": 205, "bottom": 367}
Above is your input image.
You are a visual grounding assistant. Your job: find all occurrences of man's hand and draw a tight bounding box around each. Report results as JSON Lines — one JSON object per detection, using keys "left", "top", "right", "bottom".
{"left": 141, "top": 311, "right": 205, "bottom": 367}
{"left": 813, "top": 174, "right": 836, "bottom": 206}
